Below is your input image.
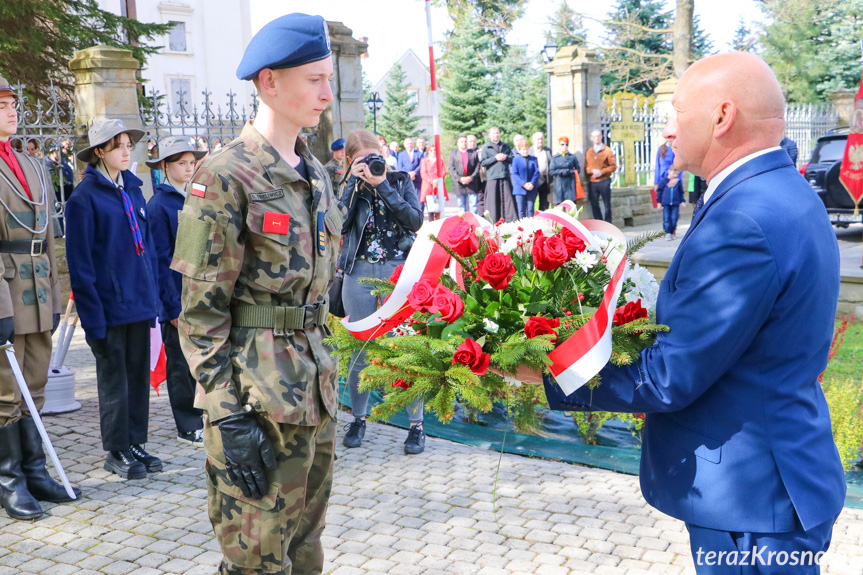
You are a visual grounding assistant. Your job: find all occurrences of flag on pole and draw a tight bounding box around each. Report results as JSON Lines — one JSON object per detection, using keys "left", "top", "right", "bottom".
{"left": 839, "top": 71, "right": 863, "bottom": 216}
{"left": 150, "top": 324, "right": 166, "bottom": 395}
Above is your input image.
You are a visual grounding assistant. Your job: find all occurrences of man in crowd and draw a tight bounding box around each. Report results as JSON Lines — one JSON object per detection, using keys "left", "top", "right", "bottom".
{"left": 172, "top": 14, "right": 344, "bottom": 574}
{"left": 529, "top": 132, "right": 553, "bottom": 210}
{"left": 447, "top": 134, "right": 480, "bottom": 214}
{"left": 542, "top": 52, "right": 845, "bottom": 575}
{"left": 585, "top": 129, "right": 616, "bottom": 222}
{"left": 480, "top": 126, "right": 517, "bottom": 221}
{"left": 397, "top": 137, "right": 422, "bottom": 201}
{"left": 324, "top": 137, "right": 345, "bottom": 192}
{"left": 416, "top": 137, "right": 427, "bottom": 157}
{"left": 0, "top": 75, "right": 79, "bottom": 522}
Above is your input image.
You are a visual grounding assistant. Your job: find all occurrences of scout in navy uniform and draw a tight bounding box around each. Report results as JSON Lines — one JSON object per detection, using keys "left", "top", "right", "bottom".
{"left": 145, "top": 137, "right": 207, "bottom": 446}
{"left": 170, "top": 14, "right": 345, "bottom": 574}
{"left": 65, "top": 119, "right": 163, "bottom": 481}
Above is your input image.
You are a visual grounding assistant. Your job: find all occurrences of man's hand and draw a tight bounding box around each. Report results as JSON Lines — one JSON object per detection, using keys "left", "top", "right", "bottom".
{"left": 591, "top": 169, "right": 602, "bottom": 179}
{"left": 495, "top": 153, "right": 507, "bottom": 162}
{"left": 409, "top": 171, "right": 416, "bottom": 180}
{"left": 170, "top": 318, "right": 179, "bottom": 328}
{"left": 0, "top": 317, "right": 13, "bottom": 344}
{"left": 524, "top": 182, "right": 534, "bottom": 191}
{"left": 217, "top": 413, "right": 277, "bottom": 500}
{"left": 489, "top": 364, "right": 545, "bottom": 386}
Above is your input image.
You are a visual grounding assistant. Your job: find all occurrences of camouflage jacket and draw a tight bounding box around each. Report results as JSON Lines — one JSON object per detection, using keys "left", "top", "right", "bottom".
{"left": 0, "top": 149, "right": 61, "bottom": 334}
{"left": 171, "top": 123, "right": 345, "bottom": 426}
{"left": 323, "top": 158, "right": 344, "bottom": 195}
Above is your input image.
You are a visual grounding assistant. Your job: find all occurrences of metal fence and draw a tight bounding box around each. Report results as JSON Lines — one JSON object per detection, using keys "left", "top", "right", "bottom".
{"left": 7, "top": 83, "right": 84, "bottom": 210}
{"left": 600, "top": 98, "right": 839, "bottom": 187}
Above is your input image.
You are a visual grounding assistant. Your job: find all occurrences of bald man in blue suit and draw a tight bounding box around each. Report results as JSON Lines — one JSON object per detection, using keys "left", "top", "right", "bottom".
{"left": 540, "top": 53, "right": 846, "bottom": 574}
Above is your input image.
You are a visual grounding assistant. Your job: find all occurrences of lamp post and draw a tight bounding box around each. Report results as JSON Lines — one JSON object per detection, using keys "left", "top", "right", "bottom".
{"left": 367, "top": 92, "right": 383, "bottom": 134}
{"left": 541, "top": 42, "right": 558, "bottom": 147}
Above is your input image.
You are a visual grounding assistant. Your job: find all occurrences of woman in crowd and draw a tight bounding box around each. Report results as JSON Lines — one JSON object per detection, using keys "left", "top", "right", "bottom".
{"left": 145, "top": 137, "right": 207, "bottom": 446}
{"left": 338, "top": 129, "right": 426, "bottom": 454}
{"left": 419, "top": 142, "right": 449, "bottom": 221}
{"left": 511, "top": 136, "right": 540, "bottom": 218}
{"left": 548, "top": 136, "right": 580, "bottom": 205}
{"left": 65, "top": 119, "right": 162, "bottom": 480}
{"left": 654, "top": 139, "right": 675, "bottom": 193}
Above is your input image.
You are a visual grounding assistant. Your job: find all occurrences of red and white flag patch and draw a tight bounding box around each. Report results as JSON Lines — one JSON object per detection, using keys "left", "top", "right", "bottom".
{"left": 190, "top": 183, "right": 207, "bottom": 197}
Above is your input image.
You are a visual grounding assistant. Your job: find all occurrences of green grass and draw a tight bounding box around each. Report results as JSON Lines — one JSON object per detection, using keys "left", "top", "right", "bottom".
{"left": 822, "top": 318, "right": 862, "bottom": 382}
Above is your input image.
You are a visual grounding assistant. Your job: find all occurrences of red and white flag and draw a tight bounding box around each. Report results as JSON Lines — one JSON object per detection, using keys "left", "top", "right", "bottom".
{"left": 839, "top": 70, "right": 863, "bottom": 216}
{"left": 150, "top": 325, "right": 166, "bottom": 395}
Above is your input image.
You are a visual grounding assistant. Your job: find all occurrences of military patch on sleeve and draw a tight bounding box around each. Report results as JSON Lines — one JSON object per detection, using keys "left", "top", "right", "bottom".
{"left": 249, "top": 189, "right": 285, "bottom": 203}
{"left": 317, "top": 211, "right": 326, "bottom": 254}
{"left": 174, "top": 214, "right": 211, "bottom": 266}
{"left": 191, "top": 183, "right": 207, "bottom": 197}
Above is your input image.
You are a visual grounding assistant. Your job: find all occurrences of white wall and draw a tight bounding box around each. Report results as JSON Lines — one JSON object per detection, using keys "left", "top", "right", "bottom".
{"left": 96, "top": 0, "right": 255, "bottom": 110}
{"left": 372, "top": 49, "right": 434, "bottom": 138}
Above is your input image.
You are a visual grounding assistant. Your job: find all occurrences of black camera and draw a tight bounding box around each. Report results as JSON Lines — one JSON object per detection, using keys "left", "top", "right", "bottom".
{"left": 360, "top": 153, "right": 386, "bottom": 177}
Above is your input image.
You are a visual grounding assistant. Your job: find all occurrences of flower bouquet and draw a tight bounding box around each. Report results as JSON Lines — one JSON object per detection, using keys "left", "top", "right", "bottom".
{"left": 328, "top": 202, "right": 667, "bottom": 424}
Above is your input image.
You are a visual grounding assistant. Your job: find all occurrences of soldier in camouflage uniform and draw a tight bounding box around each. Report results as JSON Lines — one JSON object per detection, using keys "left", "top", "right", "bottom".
{"left": 171, "top": 14, "right": 344, "bottom": 575}
{"left": 323, "top": 138, "right": 345, "bottom": 194}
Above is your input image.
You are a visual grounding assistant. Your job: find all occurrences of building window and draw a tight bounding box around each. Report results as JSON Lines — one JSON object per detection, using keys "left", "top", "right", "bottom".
{"left": 168, "top": 21, "right": 187, "bottom": 52}
{"left": 170, "top": 78, "right": 192, "bottom": 113}
{"left": 406, "top": 89, "right": 419, "bottom": 107}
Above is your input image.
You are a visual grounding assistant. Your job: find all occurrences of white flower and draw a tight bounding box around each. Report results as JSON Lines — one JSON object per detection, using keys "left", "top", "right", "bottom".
{"left": 623, "top": 263, "right": 660, "bottom": 314}
{"left": 574, "top": 250, "right": 599, "bottom": 272}
{"left": 483, "top": 318, "right": 500, "bottom": 334}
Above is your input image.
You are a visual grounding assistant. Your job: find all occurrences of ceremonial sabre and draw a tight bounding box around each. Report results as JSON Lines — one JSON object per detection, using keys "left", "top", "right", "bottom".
{"left": 2, "top": 342, "right": 76, "bottom": 500}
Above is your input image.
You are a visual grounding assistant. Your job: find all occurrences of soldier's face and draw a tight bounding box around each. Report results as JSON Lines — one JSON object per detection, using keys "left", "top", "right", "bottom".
{"left": 0, "top": 95, "right": 17, "bottom": 140}
{"left": 333, "top": 149, "right": 345, "bottom": 162}
{"left": 271, "top": 57, "right": 334, "bottom": 129}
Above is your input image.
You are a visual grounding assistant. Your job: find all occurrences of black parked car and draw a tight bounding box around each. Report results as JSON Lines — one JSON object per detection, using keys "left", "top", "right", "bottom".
{"left": 802, "top": 128, "right": 861, "bottom": 227}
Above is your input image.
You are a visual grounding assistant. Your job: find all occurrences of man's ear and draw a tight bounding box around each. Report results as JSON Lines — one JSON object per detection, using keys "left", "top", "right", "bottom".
{"left": 713, "top": 101, "right": 736, "bottom": 139}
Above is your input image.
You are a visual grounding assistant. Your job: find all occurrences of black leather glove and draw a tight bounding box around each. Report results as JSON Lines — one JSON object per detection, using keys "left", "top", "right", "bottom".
{"left": 217, "top": 413, "right": 277, "bottom": 500}
{"left": 0, "top": 317, "right": 14, "bottom": 344}
{"left": 52, "top": 313, "right": 60, "bottom": 334}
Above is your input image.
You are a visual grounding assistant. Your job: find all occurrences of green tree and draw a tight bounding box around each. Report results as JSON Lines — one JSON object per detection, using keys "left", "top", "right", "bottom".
{"left": 439, "top": 16, "right": 498, "bottom": 144}
{"left": 433, "top": 0, "right": 528, "bottom": 45}
{"left": 362, "top": 73, "right": 376, "bottom": 132}
{"left": 731, "top": 17, "right": 758, "bottom": 53}
{"left": 378, "top": 62, "right": 421, "bottom": 143}
{"left": 600, "top": 0, "right": 674, "bottom": 94}
{"left": 486, "top": 47, "right": 546, "bottom": 145}
{"left": 691, "top": 14, "right": 714, "bottom": 59}
{"left": 0, "top": 0, "right": 172, "bottom": 100}
{"left": 546, "top": 1, "right": 587, "bottom": 47}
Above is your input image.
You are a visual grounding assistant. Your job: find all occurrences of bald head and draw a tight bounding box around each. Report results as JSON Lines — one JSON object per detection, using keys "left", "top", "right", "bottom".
{"left": 664, "top": 52, "right": 786, "bottom": 181}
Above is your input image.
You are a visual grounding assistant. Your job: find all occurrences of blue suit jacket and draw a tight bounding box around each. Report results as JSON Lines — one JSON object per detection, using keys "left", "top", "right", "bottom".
{"left": 511, "top": 154, "right": 539, "bottom": 196}
{"left": 397, "top": 150, "right": 423, "bottom": 193}
{"left": 146, "top": 183, "right": 186, "bottom": 322}
{"left": 544, "top": 150, "right": 846, "bottom": 533}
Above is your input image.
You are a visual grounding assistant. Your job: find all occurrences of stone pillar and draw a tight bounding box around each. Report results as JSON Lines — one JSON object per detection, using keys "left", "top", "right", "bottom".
{"left": 313, "top": 21, "right": 368, "bottom": 162}
{"left": 651, "top": 76, "right": 677, "bottom": 182}
{"left": 829, "top": 89, "right": 856, "bottom": 128}
{"left": 545, "top": 46, "right": 604, "bottom": 161}
{"left": 69, "top": 46, "right": 153, "bottom": 197}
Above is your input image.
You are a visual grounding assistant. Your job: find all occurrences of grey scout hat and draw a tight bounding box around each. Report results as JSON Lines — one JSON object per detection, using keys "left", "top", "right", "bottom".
{"left": 0, "top": 75, "right": 14, "bottom": 98}
{"left": 145, "top": 136, "right": 207, "bottom": 169}
{"left": 76, "top": 118, "right": 146, "bottom": 163}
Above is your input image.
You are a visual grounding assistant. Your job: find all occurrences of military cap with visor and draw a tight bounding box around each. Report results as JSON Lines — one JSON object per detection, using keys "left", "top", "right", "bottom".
{"left": 236, "top": 13, "right": 331, "bottom": 81}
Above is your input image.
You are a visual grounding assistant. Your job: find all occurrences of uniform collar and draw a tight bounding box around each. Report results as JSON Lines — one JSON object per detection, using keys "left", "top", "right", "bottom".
{"left": 241, "top": 122, "right": 315, "bottom": 185}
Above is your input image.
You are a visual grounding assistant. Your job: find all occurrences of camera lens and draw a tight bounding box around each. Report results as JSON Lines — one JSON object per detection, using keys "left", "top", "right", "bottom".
{"left": 363, "top": 154, "right": 386, "bottom": 177}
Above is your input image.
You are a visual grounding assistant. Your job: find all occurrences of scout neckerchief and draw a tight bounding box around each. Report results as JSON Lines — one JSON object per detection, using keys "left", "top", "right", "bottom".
{"left": 101, "top": 161, "right": 145, "bottom": 256}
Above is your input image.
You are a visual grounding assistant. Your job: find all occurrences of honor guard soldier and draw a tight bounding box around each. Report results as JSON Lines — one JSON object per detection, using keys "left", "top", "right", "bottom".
{"left": 171, "top": 14, "right": 345, "bottom": 574}
{"left": 324, "top": 137, "right": 345, "bottom": 193}
{"left": 0, "top": 75, "right": 80, "bottom": 521}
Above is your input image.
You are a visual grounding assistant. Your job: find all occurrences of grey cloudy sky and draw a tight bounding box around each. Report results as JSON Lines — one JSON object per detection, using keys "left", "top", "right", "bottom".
{"left": 249, "top": 0, "right": 764, "bottom": 86}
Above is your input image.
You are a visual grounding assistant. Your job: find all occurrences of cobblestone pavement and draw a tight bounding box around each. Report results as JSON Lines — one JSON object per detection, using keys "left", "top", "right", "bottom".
{"left": 0, "top": 330, "right": 860, "bottom": 575}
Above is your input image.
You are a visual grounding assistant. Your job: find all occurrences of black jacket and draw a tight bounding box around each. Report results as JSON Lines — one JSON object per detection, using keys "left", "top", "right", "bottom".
{"left": 337, "top": 170, "right": 423, "bottom": 274}
{"left": 447, "top": 149, "right": 481, "bottom": 196}
{"left": 480, "top": 141, "right": 513, "bottom": 180}
{"left": 549, "top": 153, "right": 581, "bottom": 201}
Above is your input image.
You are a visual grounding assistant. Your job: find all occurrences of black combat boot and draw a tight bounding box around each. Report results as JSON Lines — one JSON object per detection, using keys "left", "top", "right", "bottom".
{"left": 0, "top": 421, "right": 43, "bottom": 520}
{"left": 130, "top": 445, "right": 163, "bottom": 473}
{"left": 19, "top": 416, "right": 81, "bottom": 502}
{"left": 104, "top": 449, "right": 147, "bottom": 480}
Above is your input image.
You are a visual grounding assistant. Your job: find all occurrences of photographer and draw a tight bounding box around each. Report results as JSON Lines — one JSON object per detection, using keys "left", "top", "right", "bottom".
{"left": 337, "top": 129, "right": 425, "bottom": 454}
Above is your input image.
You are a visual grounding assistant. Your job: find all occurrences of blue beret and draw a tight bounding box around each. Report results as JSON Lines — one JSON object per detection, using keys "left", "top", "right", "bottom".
{"left": 236, "top": 13, "right": 331, "bottom": 81}
{"left": 331, "top": 138, "right": 345, "bottom": 151}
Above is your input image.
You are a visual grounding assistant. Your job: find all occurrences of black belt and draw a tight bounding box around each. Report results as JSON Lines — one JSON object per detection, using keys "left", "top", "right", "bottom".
{"left": 0, "top": 239, "right": 45, "bottom": 256}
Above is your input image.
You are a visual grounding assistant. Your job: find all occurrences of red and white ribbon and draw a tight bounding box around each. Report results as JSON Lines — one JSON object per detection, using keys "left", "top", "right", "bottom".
{"left": 343, "top": 205, "right": 627, "bottom": 395}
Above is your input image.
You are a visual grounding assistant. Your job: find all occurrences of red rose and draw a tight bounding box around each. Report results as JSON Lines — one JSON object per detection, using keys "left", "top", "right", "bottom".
{"left": 531, "top": 230, "right": 570, "bottom": 271}
{"left": 613, "top": 299, "right": 649, "bottom": 326}
{"left": 392, "top": 378, "right": 412, "bottom": 389}
{"left": 524, "top": 316, "right": 561, "bottom": 345}
{"left": 476, "top": 252, "right": 516, "bottom": 290}
{"left": 560, "top": 228, "right": 587, "bottom": 259}
{"left": 485, "top": 237, "right": 499, "bottom": 254}
{"left": 451, "top": 338, "right": 491, "bottom": 375}
{"left": 390, "top": 264, "right": 404, "bottom": 284}
{"left": 430, "top": 284, "right": 465, "bottom": 323}
{"left": 446, "top": 220, "right": 479, "bottom": 257}
{"left": 407, "top": 278, "right": 437, "bottom": 312}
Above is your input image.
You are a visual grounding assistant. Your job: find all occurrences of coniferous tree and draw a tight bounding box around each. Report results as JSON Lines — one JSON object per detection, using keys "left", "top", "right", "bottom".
{"left": 0, "top": 0, "right": 171, "bottom": 100}
{"left": 433, "top": 0, "right": 528, "bottom": 47}
{"left": 691, "top": 15, "right": 714, "bottom": 59}
{"left": 486, "top": 47, "right": 546, "bottom": 145}
{"left": 439, "top": 16, "right": 498, "bottom": 143}
{"left": 377, "top": 62, "right": 421, "bottom": 144}
{"left": 601, "top": 0, "right": 674, "bottom": 94}
{"left": 546, "top": 1, "right": 587, "bottom": 47}
{"left": 731, "top": 17, "right": 758, "bottom": 53}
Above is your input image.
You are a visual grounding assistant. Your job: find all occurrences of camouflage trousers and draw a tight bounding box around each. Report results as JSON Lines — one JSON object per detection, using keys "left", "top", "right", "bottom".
{"left": 0, "top": 331, "right": 51, "bottom": 426}
{"left": 203, "top": 411, "right": 336, "bottom": 575}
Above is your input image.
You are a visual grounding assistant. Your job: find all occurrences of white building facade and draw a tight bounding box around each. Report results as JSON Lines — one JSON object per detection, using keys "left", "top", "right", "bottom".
{"left": 96, "top": 0, "right": 255, "bottom": 110}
